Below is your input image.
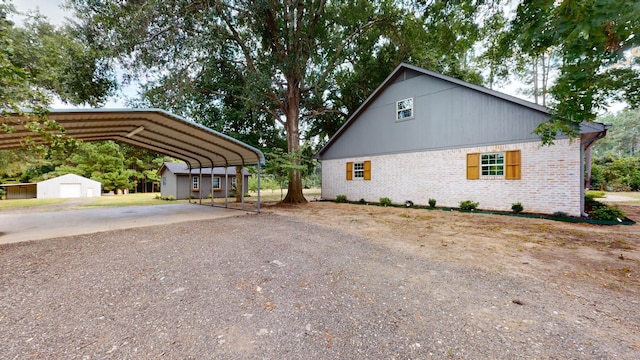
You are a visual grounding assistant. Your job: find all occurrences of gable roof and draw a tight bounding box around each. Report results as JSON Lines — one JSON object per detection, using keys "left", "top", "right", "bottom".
{"left": 0, "top": 108, "right": 265, "bottom": 168}
{"left": 39, "top": 173, "right": 101, "bottom": 185}
{"left": 159, "top": 162, "right": 250, "bottom": 176}
{"left": 316, "top": 63, "right": 608, "bottom": 159}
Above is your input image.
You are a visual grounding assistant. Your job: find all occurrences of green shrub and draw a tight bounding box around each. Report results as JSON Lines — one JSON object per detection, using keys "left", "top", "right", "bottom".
{"left": 336, "top": 194, "right": 347, "bottom": 203}
{"left": 154, "top": 194, "right": 161, "bottom": 199}
{"left": 358, "top": 198, "right": 366, "bottom": 204}
{"left": 168, "top": 195, "right": 175, "bottom": 201}
{"left": 428, "top": 198, "right": 437, "bottom": 208}
{"left": 511, "top": 202, "right": 524, "bottom": 214}
{"left": 589, "top": 205, "right": 626, "bottom": 221}
{"left": 552, "top": 211, "right": 569, "bottom": 218}
{"left": 379, "top": 197, "right": 392, "bottom": 206}
{"left": 459, "top": 200, "right": 479, "bottom": 211}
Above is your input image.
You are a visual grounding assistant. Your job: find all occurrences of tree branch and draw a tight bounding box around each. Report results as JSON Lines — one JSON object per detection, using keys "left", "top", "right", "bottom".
{"left": 214, "top": 1, "right": 259, "bottom": 73}
{"left": 303, "top": 17, "right": 385, "bottom": 93}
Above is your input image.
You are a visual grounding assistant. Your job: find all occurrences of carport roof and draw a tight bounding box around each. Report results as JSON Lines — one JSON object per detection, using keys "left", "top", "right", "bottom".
{"left": 0, "top": 108, "right": 265, "bottom": 168}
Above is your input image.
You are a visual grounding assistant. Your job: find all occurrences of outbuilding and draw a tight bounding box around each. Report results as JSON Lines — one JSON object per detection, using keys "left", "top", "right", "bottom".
{"left": 158, "top": 162, "right": 250, "bottom": 200}
{"left": 36, "top": 174, "right": 102, "bottom": 199}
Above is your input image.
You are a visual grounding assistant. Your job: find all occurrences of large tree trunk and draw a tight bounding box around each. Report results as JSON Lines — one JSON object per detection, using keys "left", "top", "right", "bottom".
{"left": 235, "top": 165, "right": 242, "bottom": 202}
{"left": 282, "top": 81, "right": 308, "bottom": 204}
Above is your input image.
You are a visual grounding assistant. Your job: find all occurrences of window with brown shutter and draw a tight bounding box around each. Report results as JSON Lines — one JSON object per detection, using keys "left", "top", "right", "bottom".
{"left": 467, "top": 150, "right": 521, "bottom": 180}
{"left": 466, "top": 153, "right": 479, "bottom": 180}
{"left": 363, "top": 161, "right": 371, "bottom": 180}
{"left": 505, "top": 150, "right": 521, "bottom": 180}
{"left": 346, "top": 162, "right": 353, "bottom": 180}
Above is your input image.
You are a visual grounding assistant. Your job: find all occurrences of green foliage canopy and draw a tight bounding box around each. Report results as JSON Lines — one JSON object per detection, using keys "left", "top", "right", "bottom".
{"left": 493, "top": 0, "right": 640, "bottom": 144}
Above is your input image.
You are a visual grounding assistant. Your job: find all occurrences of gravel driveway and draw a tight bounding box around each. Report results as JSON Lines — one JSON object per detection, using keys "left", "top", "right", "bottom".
{"left": 1, "top": 211, "right": 637, "bottom": 359}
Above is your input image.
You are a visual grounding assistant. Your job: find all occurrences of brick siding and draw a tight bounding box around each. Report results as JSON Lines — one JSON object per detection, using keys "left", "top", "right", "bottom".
{"left": 321, "top": 139, "right": 581, "bottom": 216}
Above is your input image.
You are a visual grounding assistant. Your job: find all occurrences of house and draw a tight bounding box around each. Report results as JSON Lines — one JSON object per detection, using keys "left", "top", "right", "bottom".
{"left": 37, "top": 174, "right": 102, "bottom": 199}
{"left": 158, "top": 162, "right": 250, "bottom": 200}
{"left": 315, "top": 63, "right": 609, "bottom": 217}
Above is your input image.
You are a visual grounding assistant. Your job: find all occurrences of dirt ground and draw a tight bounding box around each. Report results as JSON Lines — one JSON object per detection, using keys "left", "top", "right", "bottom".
{"left": 268, "top": 200, "right": 640, "bottom": 348}
{"left": 1, "top": 198, "right": 639, "bottom": 357}
{"left": 270, "top": 201, "right": 640, "bottom": 294}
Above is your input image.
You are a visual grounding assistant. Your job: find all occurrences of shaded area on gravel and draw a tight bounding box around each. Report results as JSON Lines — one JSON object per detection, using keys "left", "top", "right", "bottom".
{"left": 1, "top": 212, "right": 638, "bottom": 359}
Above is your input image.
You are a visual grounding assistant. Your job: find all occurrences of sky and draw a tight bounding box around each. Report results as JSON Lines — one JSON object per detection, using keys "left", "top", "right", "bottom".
{"left": 11, "top": 1, "right": 625, "bottom": 114}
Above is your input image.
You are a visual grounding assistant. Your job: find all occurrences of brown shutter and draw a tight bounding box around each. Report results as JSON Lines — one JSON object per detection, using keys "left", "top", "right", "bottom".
{"left": 466, "top": 153, "right": 479, "bottom": 180}
{"left": 363, "top": 160, "right": 371, "bottom": 180}
{"left": 505, "top": 150, "right": 521, "bottom": 180}
{"left": 346, "top": 162, "right": 353, "bottom": 180}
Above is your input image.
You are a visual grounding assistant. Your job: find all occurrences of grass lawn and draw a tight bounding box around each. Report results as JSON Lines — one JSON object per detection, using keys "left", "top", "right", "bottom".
{"left": 606, "top": 191, "right": 640, "bottom": 205}
{"left": 0, "top": 198, "right": 71, "bottom": 211}
{"left": 0, "top": 189, "right": 323, "bottom": 211}
{"left": 83, "top": 193, "right": 189, "bottom": 207}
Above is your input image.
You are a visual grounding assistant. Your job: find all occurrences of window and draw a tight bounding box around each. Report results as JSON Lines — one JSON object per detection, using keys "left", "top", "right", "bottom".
{"left": 162, "top": 176, "right": 166, "bottom": 186}
{"left": 231, "top": 177, "right": 237, "bottom": 189}
{"left": 467, "top": 150, "right": 521, "bottom": 180}
{"left": 354, "top": 162, "right": 365, "bottom": 178}
{"left": 481, "top": 153, "right": 504, "bottom": 176}
{"left": 346, "top": 161, "right": 371, "bottom": 180}
{"left": 396, "top": 98, "right": 414, "bottom": 120}
{"left": 212, "top": 177, "right": 221, "bottom": 190}
{"left": 192, "top": 176, "right": 199, "bottom": 191}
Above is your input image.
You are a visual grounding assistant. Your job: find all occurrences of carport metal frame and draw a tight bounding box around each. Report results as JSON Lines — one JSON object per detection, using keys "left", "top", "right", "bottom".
{"left": 0, "top": 108, "right": 265, "bottom": 212}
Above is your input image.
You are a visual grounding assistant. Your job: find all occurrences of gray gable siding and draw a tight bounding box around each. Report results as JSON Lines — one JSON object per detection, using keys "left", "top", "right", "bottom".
{"left": 319, "top": 70, "right": 550, "bottom": 160}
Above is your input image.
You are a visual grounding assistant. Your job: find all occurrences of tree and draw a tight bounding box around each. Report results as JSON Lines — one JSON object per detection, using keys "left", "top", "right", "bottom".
{"left": 73, "top": 0, "right": 479, "bottom": 203}
{"left": 496, "top": 0, "right": 640, "bottom": 144}
{"left": 2, "top": 1, "right": 117, "bottom": 164}
{"left": 8, "top": 11, "right": 117, "bottom": 107}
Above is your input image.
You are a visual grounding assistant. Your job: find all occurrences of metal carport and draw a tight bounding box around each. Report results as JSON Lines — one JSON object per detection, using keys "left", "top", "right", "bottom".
{"left": 0, "top": 108, "right": 265, "bottom": 211}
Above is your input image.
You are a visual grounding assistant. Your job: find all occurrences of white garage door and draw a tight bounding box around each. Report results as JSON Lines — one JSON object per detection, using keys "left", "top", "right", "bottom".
{"left": 59, "top": 183, "right": 82, "bottom": 198}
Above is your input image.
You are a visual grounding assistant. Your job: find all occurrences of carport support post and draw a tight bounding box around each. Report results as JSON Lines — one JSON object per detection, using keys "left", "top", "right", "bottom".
{"left": 188, "top": 165, "right": 192, "bottom": 204}
{"left": 224, "top": 167, "right": 228, "bottom": 208}
{"left": 241, "top": 165, "right": 245, "bottom": 210}
{"left": 210, "top": 168, "right": 214, "bottom": 207}
{"left": 257, "top": 163, "right": 261, "bottom": 213}
{"left": 199, "top": 168, "right": 203, "bottom": 205}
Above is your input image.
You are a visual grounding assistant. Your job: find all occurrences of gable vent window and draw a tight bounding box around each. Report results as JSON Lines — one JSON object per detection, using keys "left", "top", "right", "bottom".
{"left": 396, "top": 98, "right": 414, "bottom": 121}
{"left": 467, "top": 150, "right": 520, "bottom": 180}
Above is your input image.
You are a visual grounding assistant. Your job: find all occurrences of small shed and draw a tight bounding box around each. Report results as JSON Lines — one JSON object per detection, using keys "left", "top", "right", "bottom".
{"left": 37, "top": 174, "right": 102, "bottom": 199}
{"left": 1, "top": 183, "right": 37, "bottom": 200}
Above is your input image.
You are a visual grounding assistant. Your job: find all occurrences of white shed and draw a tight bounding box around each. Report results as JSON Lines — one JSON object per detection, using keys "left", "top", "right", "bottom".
{"left": 37, "top": 174, "right": 102, "bottom": 199}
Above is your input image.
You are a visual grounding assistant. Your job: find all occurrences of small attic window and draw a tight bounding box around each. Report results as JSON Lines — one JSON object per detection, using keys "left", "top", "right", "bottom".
{"left": 396, "top": 98, "right": 413, "bottom": 121}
